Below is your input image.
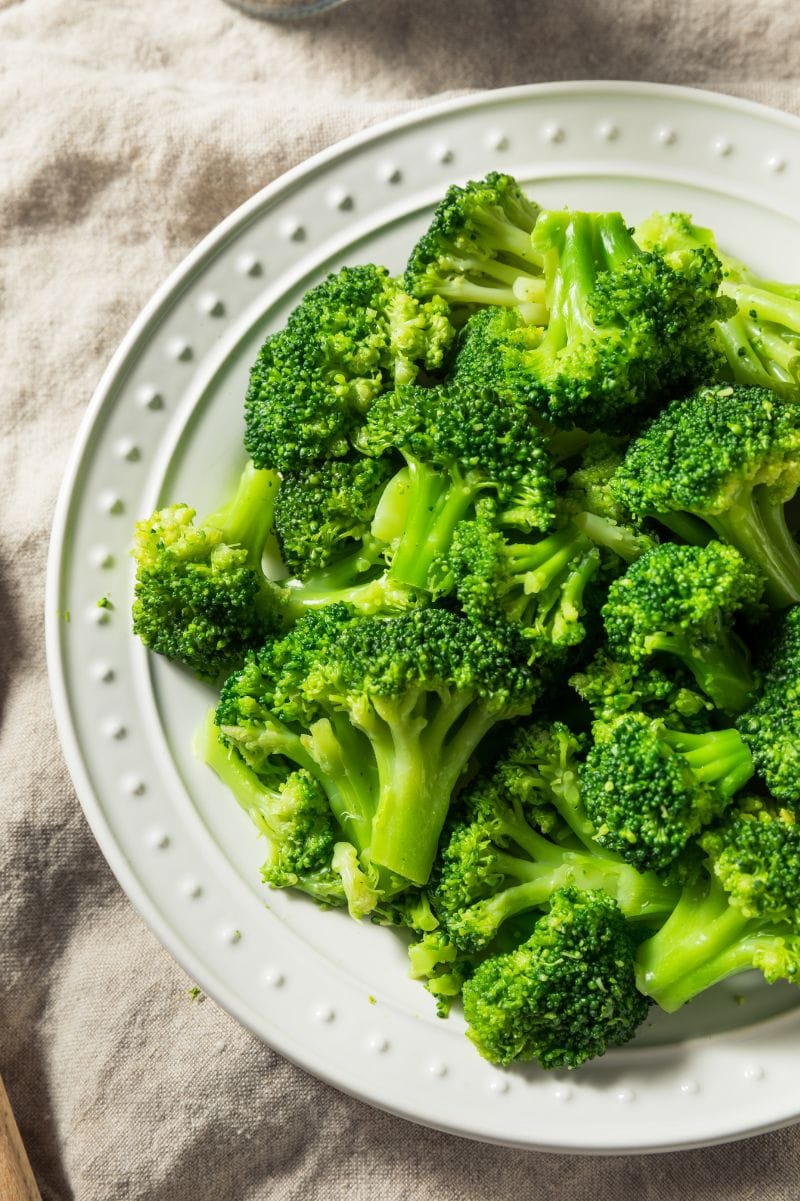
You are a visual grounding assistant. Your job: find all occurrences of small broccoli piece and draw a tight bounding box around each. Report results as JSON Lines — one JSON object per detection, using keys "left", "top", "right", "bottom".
{"left": 356, "top": 379, "right": 557, "bottom": 594}
{"left": 132, "top": 460, "right": 282, "bottom": 681}
{"left": 636, "top": 212, "right": 800, "bottom": 398}
{"left": 215, "top": 605, "right": 541, "bottom": 893}
{"left": 273, "top": 452, "right": 400, "bottom": 578}
{"left": 636, "top": 797, "right": 800, "bottom": 1011}
{"left": 431, "top": 723, "right": 678, "bottom": 954}
{"left": 612, "top": 383, "right": 800, "bottom": 608}
{"left": 737, "top": 604, "right": 800, "bottom": 803}
{"left": 244, "top": 265, "right": 455, "bottom": 471}
{"left": 601, "top": 542, "right": 762, "bottom": 713}
{"left": 581, "top": 713, "right": 754, "bottom": 875}
{"left": 447, "top": 510, "right": 600, "bottom": 658}
{"left": 404, "top": 172, "right": 545, "bottom": 319}
{"left": 570, "top": 649, "right": 713, "bottom": 731}
{"left": 495, "top": 209, "right": 727, "bottom": 430}
{"left": 197, "top": 711, "right": 380, "bottom": 918}
{"left": 462, "top": 888, "right": 649, "bottom": 1068}
{"left": 559, "top": 434, "right": 657, "bottom": 563}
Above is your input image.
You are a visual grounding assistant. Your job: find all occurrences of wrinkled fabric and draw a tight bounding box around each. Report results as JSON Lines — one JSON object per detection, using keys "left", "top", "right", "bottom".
{"left": 2, "top": 1, "right": 800, "bottom": 1197}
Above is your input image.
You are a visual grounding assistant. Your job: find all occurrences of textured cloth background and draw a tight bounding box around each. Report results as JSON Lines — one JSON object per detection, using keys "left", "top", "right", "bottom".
{"left": 2, "top": 1, "right": 800, "bottom": 1197}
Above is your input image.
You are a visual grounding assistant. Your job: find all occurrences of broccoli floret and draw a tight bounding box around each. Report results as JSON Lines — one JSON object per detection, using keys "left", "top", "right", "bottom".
{"left": 636, "top": 212, "right": 800, "bottom": 398}
{"left": 612, "top": 383, "right": 800, "bottom": 608}
{"left": 570, "top": 649, "right": 713, "bottom": 731}
{"left": 581, "top": 712, "right": 754, "bottom": 874}
{"left": 448, "top": 510, "right": 600, "bottom": 658}
{"left": 273, "top": 452, "right": 400, "bottom": 578}
{"left": 132, "top": 460, "right": 282, "bottom": 681}
{"left": 404, "top": 172, "right": 545, "bottom": 319}
{"left": 215, "top": 605, "right": 541, "bottom": 893}
{"left": 430, "top": 723, "right": 678, "bottom": 954}
{"left": 494, "top": 209, "right": 727, "bottom": 430}
{"left": 636, "top": 797, "right": 800, "bottom": 1011}
{"left": 737, "top": 604, "right": 800, "bottom": 803}
{"left": 244, "top": 265, "right": 455, "bottom": 471}
{"left": 601, "top": 542, "right": 762, "bottom": 713}
{"left": 559, "top": 435, "right": 658, "bottom": 563}
{"left": 356, "top": 379, "right": 557, "bottom": 593}
{"left": 462, "top": 887, "right": 650, "bottom": 1068}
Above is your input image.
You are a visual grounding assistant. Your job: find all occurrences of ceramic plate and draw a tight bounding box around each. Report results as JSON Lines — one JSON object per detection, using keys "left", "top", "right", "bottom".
{"left": 46, "top": 82, "right": 800, "bottom": 1153}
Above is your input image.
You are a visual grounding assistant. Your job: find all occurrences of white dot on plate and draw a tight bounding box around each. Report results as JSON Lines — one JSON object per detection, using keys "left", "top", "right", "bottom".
{"left": 88, "top": 605, "right": 111, "bottom": 627}
{"left": 262, "top": 966, "right": 285, "bottom": 988}
{"left": 223, "top": 928, "right": 242, "bottom": 945}
{"left": 90, "top": 546, "right": 114, "bottom": 569}
{"left": 553, "top": 1085, "right": 574, "bottom": 1103}
{"left": 136, "top": 384, "right": 163, "bottom": 411}
{"left": 712, "top": 137, "right": 732, "bottom": 157}
{"left": 366, "top": 1034, "right": 388, "bottom": 1053}
{"left": 167, "top": 337, "right": 193, "bottom": 362}
{"left": 616, "top": 1088, "right": 636, "bottom": 1103}
{"left": 598, "top": 121, "right": 619, "bottom": 142}
{"left": 431, "top": 143, "right": 454, "bottom": 164}
{"left": 680, "top": 1080, "right": 700, "bottom": 1096}
{"left": 427, "top": 1059, "right": 447, "bottom": 1078}
{"left": 91, "top": 661, "right": 115, "bottom": 683}
{"left": 743, "top": 1065, "right": 765, "bottom": 1082}
{"left": 280, "top": 219, "right": 305, "bottom": 242}
{"left": 182, "top": 879, "right": 203, "bottom": 899}
{"left": 237, "top": 253, "right": 263, "bottom": 277}
{"left": 486, "top": 130, "right": 509, "bottom": 151}
{"left": 313, "top": 1004, "right": 335, "bottom": 1023}
{"left": 379, "top": 163, "right": 402, "bottom": 184}
{"left": 767, "top": 155, "right": 786, "bottom": 174}
{"left": 199, "top": 292, "right": 225, "bottom": 317}
{"left": 542, "top": 123, "right": 565, "bottom": 144}
{"left": 114, "top": 438, "right": 141, "bottom": 462}
{"left": 148, "top": 829, "right": 170, "bottom": 850}
{"left": 122, "top": 775, "right": 146, "bottom": 796}
{"left": 103, "top": 718, "right": 126, "bottom": 740}
{"left": 328, "top": 187, "right": 354, "bottom": 211}
{"left": 98, "top": 491, "right": 124, "bottom": 516}
{"left": 488, "top": 1077, "right": 510, "bottom": 1095}
{"left": 657, "top": 126, "right": 677, "bottom": 146}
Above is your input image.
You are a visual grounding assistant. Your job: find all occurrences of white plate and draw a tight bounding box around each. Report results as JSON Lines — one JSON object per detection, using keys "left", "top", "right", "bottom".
{"left": 46, "top": 82, "right": 800, "bottom": 1154}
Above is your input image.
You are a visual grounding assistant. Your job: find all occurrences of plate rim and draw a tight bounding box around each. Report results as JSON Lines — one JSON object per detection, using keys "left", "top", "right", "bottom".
{"left": 45, "top": 79, "right": 800, "bottom": 1155}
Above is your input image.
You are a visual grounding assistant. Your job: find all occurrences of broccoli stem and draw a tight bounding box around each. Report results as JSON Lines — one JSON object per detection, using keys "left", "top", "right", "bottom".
{"left": 595, "top": 212, "right": 642, "bottom": 271}
{"left": 635, "top": 872, "right": 774, "bottom": 1011}
{"left": 302, "top": 715, "right": 378, "bottom": 853}
{"left": 388, "top": 459, "right": 479, "bottom": 592}
{"left": 644, "top": 630, "right": 755, "bottom": 713}
{"left": 659, "top": 727, "right": 754, "bottom": 798}
{"left": 571, "top": 510, "right": 647, "bottom": 562}
{"left": 725, "top": 283, "right": 800, "bottom": 338}
{"left": 704, "top": 492, "right": 800, "bottom": 608}
{"left": 205, "top": 461, "right": 279, "bottom": 569}
{"left": 196, "top": 709, "right": 277, "bottom": 838}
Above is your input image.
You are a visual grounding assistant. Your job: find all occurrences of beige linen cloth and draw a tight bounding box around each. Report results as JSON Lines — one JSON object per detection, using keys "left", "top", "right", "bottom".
{"left": 3, "top": 1, "right": 800, "bottom": 1197}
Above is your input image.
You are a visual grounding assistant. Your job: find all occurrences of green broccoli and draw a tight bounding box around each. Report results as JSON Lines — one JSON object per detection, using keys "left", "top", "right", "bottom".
{"left": 636, "top": 797, "right": 800, "bottom": 1011}
{"left": 570, "top": 649, "right": 713, "bottom": 731}
{"left": 559, "top": 434, "right": 658, "bottom": 563}
{"left": 462, "top": 887, "right": 650, "bottom": 1068}
{"left": 491, "top": 209, "right": 727, "bottom": 430}
{"left": 404, "top": 172, "right": 545, "bottom": 319}
{"left": 612, "top": 384, "right": 800, "bottom": 608}
{"left": 215, "top": 605, "right": 541, "bottom": 892}
{"left": 601, "top": 542, "right": 762, "bottom": 713}
{"left": 737, "top": 604, "right": 800, "bottom": 803}
{"left": 244, "top": 265, "right": 455, "bottom": 471}
{"left": 580, "top": 712, "right": 754, "bottom": 874}
{"left": 132, "top": 460, "right": 282, "bottom": 681}
{"left": 431, "top": 722, "right": 678, "bottom": 954}
{"left": 636, "top": 211, "right": 800, "bottom": 398}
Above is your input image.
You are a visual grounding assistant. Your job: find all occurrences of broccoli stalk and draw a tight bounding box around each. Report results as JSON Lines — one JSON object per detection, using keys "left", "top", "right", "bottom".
{"left": 636, "top": 799, "right": 800, "bottom": 1011}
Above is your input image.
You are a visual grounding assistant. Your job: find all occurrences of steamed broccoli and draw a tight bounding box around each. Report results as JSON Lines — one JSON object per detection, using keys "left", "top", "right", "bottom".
{"left": 601, "top": 542, "right": 762, "bottom": 713}
{"left": 570, "top": 649, "right": 713, "bottom": 730}
{"left": 580, "top": 712, "right": 754, "bottom": 874}
{"left": 636, "top": 211, "right": 800, "bottom": 398}
{"left": 737, "top": 604, "right": 800, "bottom": 803}
{"left": 215, "top": 605, "right": 540, "bottom": 892}
{"left": 559, "top": 434, "right": 658, "bottom": 563}
{"left": 612, "top": 384, "right": 800, "bottom": 607}
{"left": 431, "top": 723, "right": 678, "bottom": 954}
{"left": 490, "top": 209, "right": 727, "bottom": 430}
{"left": 636, "top": 797, "right": 800, "bottom": 1011}
{"left": 462, "top": 887, "right": 650, "bottom": 1069}
{"left": 244, "top": 265, "right": 455, "bottom": 471}
{"left": 356, "top": 379, "right": 557, "bottom": 594}
{"left": 132, "top": 460, "right": 282, "bottom": 681}
{"left": 404, "top": 172, "right": 545, "bottom": 319}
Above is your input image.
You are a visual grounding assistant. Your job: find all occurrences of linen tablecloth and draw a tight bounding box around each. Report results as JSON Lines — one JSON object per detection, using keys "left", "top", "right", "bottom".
{"left": 3, "top": 1, "right": 800, "bottom": 1197}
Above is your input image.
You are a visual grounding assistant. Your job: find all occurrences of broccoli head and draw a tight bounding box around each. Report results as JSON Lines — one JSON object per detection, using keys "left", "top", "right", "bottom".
{"left": 462, "top": 887, "right": 650, "bottom": 1069}
{"left": 570, "top": 648, "right": 713, "bottom": 731}
{"left": 244, "top": 265, "right": 455, "bottom": 471}
{"left": 737, "top": 604, "right": 800, "bottom": 803}
{"left": 612, "top": 383, "right": 800, "bottom": 608}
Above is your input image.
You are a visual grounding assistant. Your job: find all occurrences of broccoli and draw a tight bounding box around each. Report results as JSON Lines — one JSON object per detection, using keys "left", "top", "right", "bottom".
{"left": 490, "top": 209, "right": 727, "bottom": 430}
{"left": 198, "top": 711, "right": 381, "bottom": 918}
{"left": 244, "top": 265, "right": 455, "bottom": 471}
{"left": 447, "top": 508, "right": 601, "bottom": 658}
{"left": 580, "top": 712, "right": 754, "bottom": 875}
{"left": 559, "top": 434, "right": 657, "bottom": 563}
{"left": 601, "top": 542, "right": 762, "bottom": 713}
{"left": 462, "top": 887, "right": 650, "bottom": 1069}
{"left": 356, "top": 379, "right": 557, "bottom": 594}
{"left": 612, "top": 383, "right": 800, "bottom": 608}
{"left": 636, "top": 211, "right": 800, "bottom": 398}
{"left": 430, "top": 722, "right": 678, "bottom": 954}
{"left": 404, "top": 172, "right": 545, "bottom": 319}
{"left": 737, "top": 604, "right": 800, "bottom": 803}
{"left": 636, "top": 797, "right": 800, "bottom": 1011}
{"left": 215, "top": 605, "right": 541, "bottom": 891}
{"left": 273, "top": 452, "right": 400, "bottom": 578}
{"left": 132, "top": 460, "right": 282, "bottom": 681}
{"left": 570, "top": 649, "right": 713, "bottom": 731}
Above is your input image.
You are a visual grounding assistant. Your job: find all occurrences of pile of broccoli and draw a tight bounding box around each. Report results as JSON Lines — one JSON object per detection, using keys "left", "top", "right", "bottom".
{"left": 131, "top": 171, "right": 800, "bottom": 1073}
